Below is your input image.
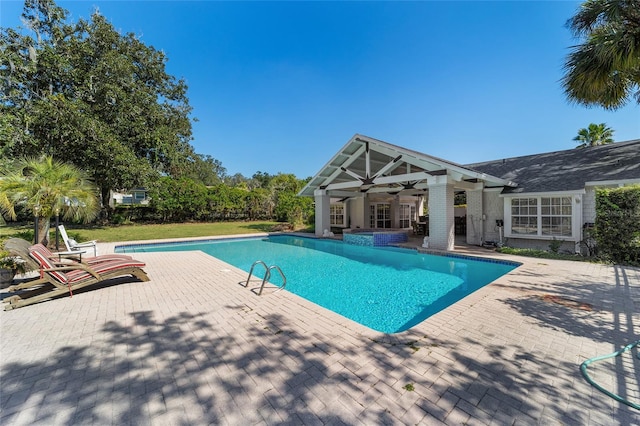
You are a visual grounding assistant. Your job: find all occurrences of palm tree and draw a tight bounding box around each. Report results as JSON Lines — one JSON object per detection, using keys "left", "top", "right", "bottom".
{"left": 0, "top": 156, "right": 100, "bottom": 245}
{"left": 562, "top": 0, "right": 640, "bottom": 110}
{"left": 573, "top": 123, "right": 615, "bottom": 148}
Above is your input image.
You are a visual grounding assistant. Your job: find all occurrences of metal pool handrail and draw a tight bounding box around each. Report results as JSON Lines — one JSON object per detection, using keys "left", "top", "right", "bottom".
{"left": 245, "top": 260, "right": 287, "bottom": 295}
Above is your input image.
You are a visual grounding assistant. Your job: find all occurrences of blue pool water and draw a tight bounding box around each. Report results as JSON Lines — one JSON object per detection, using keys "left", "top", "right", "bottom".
{"left": 117, "top": 235, "right": 519, "bottom": 333}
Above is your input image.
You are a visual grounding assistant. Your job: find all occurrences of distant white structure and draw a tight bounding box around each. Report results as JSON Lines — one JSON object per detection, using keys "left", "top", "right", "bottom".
{"left": 109, "top": 188, "right": 150, "bottom": 208}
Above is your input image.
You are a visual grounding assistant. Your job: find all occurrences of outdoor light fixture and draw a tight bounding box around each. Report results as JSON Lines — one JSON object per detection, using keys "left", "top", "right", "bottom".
{"left": 33, "top": 205, "right": 41, "bottom": 244}
{"left": 55, "top": 208, "right": 60, "bottom": 250}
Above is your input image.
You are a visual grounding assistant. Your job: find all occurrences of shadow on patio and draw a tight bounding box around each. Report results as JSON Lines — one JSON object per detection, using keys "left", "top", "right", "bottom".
{"left": 2, "top": 300, "right": 638, "bottom": 424}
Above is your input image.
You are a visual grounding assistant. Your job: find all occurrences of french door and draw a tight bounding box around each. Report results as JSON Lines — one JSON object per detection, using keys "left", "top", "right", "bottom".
{"left": 370, "top": 203, "right": 391, "bottom": 229}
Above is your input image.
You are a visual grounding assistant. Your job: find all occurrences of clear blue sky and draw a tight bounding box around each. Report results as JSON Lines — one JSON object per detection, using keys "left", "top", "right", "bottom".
{"left": 2, "top": 1, "right": 639, "bottom": 179}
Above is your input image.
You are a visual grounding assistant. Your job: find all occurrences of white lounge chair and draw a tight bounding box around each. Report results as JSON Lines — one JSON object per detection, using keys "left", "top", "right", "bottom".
{"left": 58, "top": 225, "right": 97, "bottom": 256}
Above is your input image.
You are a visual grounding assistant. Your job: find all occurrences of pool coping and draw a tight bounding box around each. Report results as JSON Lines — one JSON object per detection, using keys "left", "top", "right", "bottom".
{"left": 115, "top": 232, "right": 522, "bottom": 268}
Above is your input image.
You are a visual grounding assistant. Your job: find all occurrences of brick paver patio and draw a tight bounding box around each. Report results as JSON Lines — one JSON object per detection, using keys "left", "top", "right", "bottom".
{"left": 1, "top": 235, "right": 639, "bottom": 425}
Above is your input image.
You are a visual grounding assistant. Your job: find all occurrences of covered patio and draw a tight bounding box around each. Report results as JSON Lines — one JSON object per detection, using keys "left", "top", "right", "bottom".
{"left": 298, "top": 134, "right": 515, "bottom": 250}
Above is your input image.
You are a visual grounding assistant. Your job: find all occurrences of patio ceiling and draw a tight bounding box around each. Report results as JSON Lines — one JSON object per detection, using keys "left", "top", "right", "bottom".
{"left": 298, "top": 134, "right": 516, "bottom": 198}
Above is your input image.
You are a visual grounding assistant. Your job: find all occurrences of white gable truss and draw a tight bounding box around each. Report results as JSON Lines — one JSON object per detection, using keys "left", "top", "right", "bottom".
{"left": 299, "top": 134, "right": 515, "bottom": 198}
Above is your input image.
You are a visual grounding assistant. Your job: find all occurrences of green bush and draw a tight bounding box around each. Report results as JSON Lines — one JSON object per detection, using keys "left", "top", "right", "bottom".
{"left": 496, "top": 246, "right": 589, "bottom": 262}
{"left": 594, "top": 185, "right": 640, "bottom": 265}
{"left": 548, "top": 238, "right": 563, "bottom": 254}
{"left": 111, "top": 213, "right": 126, "bottom": 225}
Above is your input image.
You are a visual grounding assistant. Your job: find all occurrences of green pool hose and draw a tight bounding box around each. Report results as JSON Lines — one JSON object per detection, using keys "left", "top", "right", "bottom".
{"left": 580, "top": 340, "right": 640, "bottom": 410}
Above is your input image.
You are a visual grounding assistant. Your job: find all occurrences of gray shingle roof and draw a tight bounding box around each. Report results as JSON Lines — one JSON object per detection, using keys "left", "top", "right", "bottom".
{"left": 465, "top": 139, "right": 640, "bottom": 194}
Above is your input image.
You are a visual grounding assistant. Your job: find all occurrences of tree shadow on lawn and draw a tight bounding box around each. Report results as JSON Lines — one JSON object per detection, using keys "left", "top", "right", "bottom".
{"left": 3, "top": 306, "right": 639, "bottom": 425}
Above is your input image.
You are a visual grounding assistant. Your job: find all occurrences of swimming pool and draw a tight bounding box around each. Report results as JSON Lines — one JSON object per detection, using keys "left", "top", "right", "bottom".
{"left": 117, "top": 235, "right": 519, "bottom": 333}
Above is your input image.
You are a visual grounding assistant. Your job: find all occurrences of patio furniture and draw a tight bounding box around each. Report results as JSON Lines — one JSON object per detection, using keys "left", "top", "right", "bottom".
{"left": 411, "top": 221, "right": 421, "bottom": 235}
{"left": 58, "top": 225, "right": 98, "bottom": 256}
{"left": 412, "top": 220, "right": 428, "bottom": 236}
{"left": 3, "top": 239, "right": 131, "bottom": 270}
{"left": 2, "top": 238, "right": 40, "bottom": 272}
{"left": 29, "top": 243, "right": 132, "bottom": 265}
{"left": 3, "top": 246, "right": 149, "bottom": 311}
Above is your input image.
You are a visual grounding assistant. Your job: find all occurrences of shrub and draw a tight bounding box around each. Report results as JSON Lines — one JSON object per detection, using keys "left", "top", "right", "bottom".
{"left": 594, "top": 185, "right": 640, "bottom": 265}
{"left": 548, "top": 238, "right": 563, "bottom": 254}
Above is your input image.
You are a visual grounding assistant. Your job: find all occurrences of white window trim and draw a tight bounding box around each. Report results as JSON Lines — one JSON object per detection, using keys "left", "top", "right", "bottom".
{"left": 503, "top": 193, "right": 583, "bottom": 241}
{"left": 370, "top": 202, "right": 391, "bottom": 229}
{"left": 330, "top": 203, "right": 346, "bottom": 227}
{"left": 399, "top": 203, "right": 414, "bottom": 229}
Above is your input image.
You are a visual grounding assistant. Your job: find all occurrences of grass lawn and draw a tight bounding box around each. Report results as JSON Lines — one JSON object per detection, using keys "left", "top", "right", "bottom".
{"left": 0, "top": 221, "right": 310, "bottom": 243}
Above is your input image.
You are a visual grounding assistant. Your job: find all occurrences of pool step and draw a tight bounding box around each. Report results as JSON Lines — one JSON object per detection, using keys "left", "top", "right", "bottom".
{"left": 243, "top": 260, "right": 287, "bottom": 295}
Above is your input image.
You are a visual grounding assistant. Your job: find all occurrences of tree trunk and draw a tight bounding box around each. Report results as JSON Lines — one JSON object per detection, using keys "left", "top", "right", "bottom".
{"left": 101, "top": 186, "right": 109, "bottom": 208}
{"left": 37, "top": 217, "right": 51, "bottom": 246}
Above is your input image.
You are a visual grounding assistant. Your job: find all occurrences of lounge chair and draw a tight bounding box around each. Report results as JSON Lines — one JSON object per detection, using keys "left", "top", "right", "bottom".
{"left": 3, "top": 239, "right": 130, "bottom": 271}
{"left": 3, "top": 246, "right": 149, "bottom": 310}
{"left": 30, "top": 243, "right": 132, "bottom": 265}
{"left": 2, "top": 238, "right": 40, "bottom": 272}
{"left": 58, "top": 224, "right": 98, "bottom": 256}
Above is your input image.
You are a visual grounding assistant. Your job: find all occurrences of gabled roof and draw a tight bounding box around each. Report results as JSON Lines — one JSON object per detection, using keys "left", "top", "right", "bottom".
{"left": 298, "top": 134, "right": 515, "bottom": 197}
{"left": 466, "top": 139, "right": 640, "bottom": 194}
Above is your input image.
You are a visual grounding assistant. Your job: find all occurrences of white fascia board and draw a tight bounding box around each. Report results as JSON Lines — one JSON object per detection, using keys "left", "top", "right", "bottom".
{"left": 483, "top": 187, "right": 504, "bottom": 193}
{"left": 585, "top": 178, "right": 640, "bottom": 187}
{"left": 298, "top": 134, "right": 364, "bottom": 196}
{"left": 365, "top": 187, "right": 399, "bottom": 194}
{"left": 328, "top": 190, "right": 365, "bottom": 198}
{"left": 499, "top": 189, "right": 586, "bottom": 197}
{"left": 325, "top": 180, "right": 364, "bottom": 191}
{"left": 453, "top": 180, "right": 484, "bottom": 191}
{"left": 373, "top": 171, "right": 431, "bottom": 185}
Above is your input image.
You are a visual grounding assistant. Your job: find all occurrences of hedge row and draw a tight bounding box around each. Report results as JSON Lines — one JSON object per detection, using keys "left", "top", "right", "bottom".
{"left": 595, "top": 185, "right": 640, "bottom": 265}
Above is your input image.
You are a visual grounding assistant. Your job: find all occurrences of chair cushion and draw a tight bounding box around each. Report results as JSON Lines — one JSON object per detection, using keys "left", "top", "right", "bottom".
{"left": 65, "top": 259, "right": 146, "bottom": 283}
{"left": 29, "top": 247, "right": 68, "bottom": 284}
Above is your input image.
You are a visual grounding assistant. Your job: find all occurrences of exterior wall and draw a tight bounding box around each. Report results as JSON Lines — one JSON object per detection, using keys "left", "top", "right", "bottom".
{"left": 582, "top": 188, "right": 597, "bottom": 224}
{"left": 391, "top": 195, "right": 400, "bottom": 228}
{"left": 482, "top": 190, "right": 504, "bottom": 244}
{"left": 314, "top": 190, "right": 331, "bottom": 237}
{"left": 466, "top": 189, "right": 483, "bottom": 245}
{"left": 348, "top": 197, "right": 366, "bottom": 229}
{"left": 428, "top": 181, "right": 454, "bottom": 250}
{"left": 504, "top": 237, "right": 576, "bottom": 253}
{"left": 355, "top": 194, "right": 417, "bottom": 230}
{"left": 502, "top": 191, "right": 584, "bottom": 253}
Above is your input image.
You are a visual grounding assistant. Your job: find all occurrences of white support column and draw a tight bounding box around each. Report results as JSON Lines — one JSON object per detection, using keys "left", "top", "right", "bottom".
{"left": 428, "top": 177, "right": 455, "bottom": 250}
{"left": 391, "top": 195, "right": 400, "bottom": 228}
{"left": 314, "top": 189, "right": 331, "bottom": 237}
{"left": 466, "top": 188, "right": 483, "bottom": 246}
{"left": 363, "top": 195, "right": 371, "bottom": 229}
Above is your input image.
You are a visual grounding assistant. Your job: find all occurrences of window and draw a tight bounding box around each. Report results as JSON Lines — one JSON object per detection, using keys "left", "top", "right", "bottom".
{"left": 370, "top": 203, "right": 391, "bottom": 228}
{"left": 510, "top": 196, "right": 572, "bottom": 237}
{"left": 399, "top": 204, "right": 415, "bottom": 229}
{"left": 511, "top": 198, "right": 537, "bottom": 235}
{"left": 330, "top": 204, "right": 345, "bottom": 226}
{"left": 541, "top": 197, "right": 572, "bottom": 236}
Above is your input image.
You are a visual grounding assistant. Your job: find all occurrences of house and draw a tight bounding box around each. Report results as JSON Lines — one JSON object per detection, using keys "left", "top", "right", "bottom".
{"left": 298, "top": 134, "right": 640, "bottom": 252}
{"left": 109, "top": 188, "right": 150, "bottom": 208}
